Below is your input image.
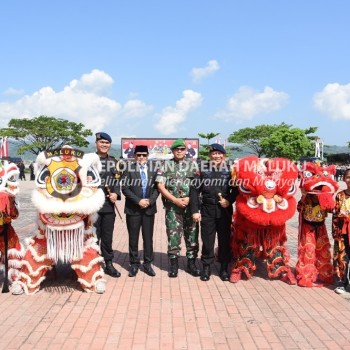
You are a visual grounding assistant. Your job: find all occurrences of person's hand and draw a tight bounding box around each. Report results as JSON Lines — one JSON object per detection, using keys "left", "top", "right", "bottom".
{"left": 139, "top": 199, "right": 149, "bottom": 208}
{"left": 174, "top": 198, "right": 188, "bottom": 208}
{"left": 219, "top": 198, "right": 230, "bottom": 208}
{"left": 192, "top": 213, "right": 201, "bottom": 223}
{"left": 108, "top": 192, "right": 118, "bottom": 203}
{"left": 181, "top": 197, "right": 190, "bottom": 206}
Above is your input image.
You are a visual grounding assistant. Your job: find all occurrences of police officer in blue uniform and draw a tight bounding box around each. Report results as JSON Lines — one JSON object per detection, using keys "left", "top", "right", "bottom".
{"left": 190, "top": 144, "right": 238, "bottom": 281}
{"left": 95, "top": 132, "right": 122, "bottom": 278}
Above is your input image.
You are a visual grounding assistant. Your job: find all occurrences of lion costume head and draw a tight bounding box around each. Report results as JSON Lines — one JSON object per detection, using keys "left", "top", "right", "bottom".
{"left": 299, "top": 162, "right": 338, "bottom": 211}
{"left": 233, "top": 156, "right": 298, "bottom": 227}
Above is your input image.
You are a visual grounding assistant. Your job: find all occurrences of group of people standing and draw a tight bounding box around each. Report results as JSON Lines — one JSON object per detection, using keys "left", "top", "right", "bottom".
{"left": 94, "top": 132, "right": 350, "bottom": 294}
{"left": 17, "top": 161, "right": 35, "bottom": 181}
{"left": 95, "top": 133, "right": 236, "bottom": 282}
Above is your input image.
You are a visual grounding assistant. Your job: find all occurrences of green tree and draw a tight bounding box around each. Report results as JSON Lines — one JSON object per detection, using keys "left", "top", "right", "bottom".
{"left": 198, "top": 132, "right": 221, "bottom": 145}
{"left": 260, "top": 127, "right": 315, "bottom": 160}
{"left": 228, "top": 123, "right": 317, "bottom": 160}
{"left": 198, "top": 132, "right": 220, "bottom": 159}
{"left": 198, "top": 132, "right": 221, "bottom": 159}
{"left": 228, "top": 124, "right": 279, "bottom": 157}
{"left": 0, "top": 115, "right": 93, "bottom": 155}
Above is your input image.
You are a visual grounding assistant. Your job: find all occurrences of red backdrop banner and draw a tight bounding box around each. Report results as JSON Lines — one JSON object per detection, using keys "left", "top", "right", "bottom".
{"left": 121, "top": 138, "right": 199, "bottom": 160}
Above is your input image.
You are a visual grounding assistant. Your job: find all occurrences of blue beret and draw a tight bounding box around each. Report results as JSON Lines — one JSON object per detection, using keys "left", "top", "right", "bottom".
{"left": 209, "top": 143, "right": 226, "bottom": 154}
{"left": 170, "top": 138, "right": 186, "bottom": 150}
{"left": 96, "top": 132, "right": 112, "bottom": 143}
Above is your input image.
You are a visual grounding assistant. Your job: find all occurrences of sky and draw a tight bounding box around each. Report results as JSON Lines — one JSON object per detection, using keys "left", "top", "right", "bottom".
{"left": 1, "top": 0, "right": 350, "bottom": 149}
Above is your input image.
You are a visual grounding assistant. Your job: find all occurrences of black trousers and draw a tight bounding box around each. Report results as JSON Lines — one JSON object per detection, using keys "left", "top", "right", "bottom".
{"left": 126, "top": 214, "right": 155, "bottom": 265}
{"left": 94, "top": 212, "right": 116, "bottom": 262}
{"left": 200, "top": 215, "right": 232, "bottom": 266}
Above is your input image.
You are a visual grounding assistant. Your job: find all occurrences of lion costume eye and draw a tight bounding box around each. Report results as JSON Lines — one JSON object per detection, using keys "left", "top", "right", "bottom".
{"left": 86, "top": 166, "right": 100, "bottom": 186}
{"left": 288, "top": 183, "right": 296, "bottom": 195}
{"left": 303, "top": 171, "right": 313, "bottom": 178}
{"left": 36, "top": 166, "right": 50, "bottom": 186}
{"left": 239, "top": 183, "right": 251, "bottom": 194}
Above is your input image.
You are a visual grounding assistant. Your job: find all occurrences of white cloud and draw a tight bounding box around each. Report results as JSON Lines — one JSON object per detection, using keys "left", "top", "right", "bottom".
{"left": 313, "top": 83, "right": 350, "bottom": 120}
{"left": 0, "top": 69, "right": 153, "bottom": 134}
{"left": 154, "top": 90, "right": 203, "bottom": 135}
{"left": 121, "top": 99, "right": 153, "bottom": 119}
{"left": 69, "top": 69, "right": 114, "bottom": 95}
{"left": 3, "top": 87, "right": 25, "bottom": 96}
{"left": 191, "top": 59, "right": 220, "bottom": 83}
{"left": 215, "top": 86, "right": 289, "bottom": 122}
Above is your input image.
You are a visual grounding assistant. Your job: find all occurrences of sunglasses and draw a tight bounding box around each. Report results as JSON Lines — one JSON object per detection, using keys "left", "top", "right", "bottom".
{"left": 136, "top": 153, "right": 148, "bottom": 157}
{"left": 174, "top": 147, "right": 186, "bottom": 151}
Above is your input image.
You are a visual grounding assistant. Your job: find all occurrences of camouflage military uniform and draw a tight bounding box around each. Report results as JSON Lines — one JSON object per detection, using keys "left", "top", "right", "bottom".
{"left": 156, "top": 159, "right": 199, "bottom": 259}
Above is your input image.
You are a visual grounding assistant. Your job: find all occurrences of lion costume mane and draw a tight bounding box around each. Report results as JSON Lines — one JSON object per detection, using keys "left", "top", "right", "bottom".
{"left": 230, "top": 156, "right": 298, "bottom": 284}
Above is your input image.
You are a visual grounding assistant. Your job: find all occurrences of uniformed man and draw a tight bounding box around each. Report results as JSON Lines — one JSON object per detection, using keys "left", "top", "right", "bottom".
{"left": 190, "top": 143, "right": 238, "bottom": 281}
{"left": 156, "top": 138, "right": 200, "bottom": 278}
{"left": 95, "top": 132, "right": 122, "bottom": 278}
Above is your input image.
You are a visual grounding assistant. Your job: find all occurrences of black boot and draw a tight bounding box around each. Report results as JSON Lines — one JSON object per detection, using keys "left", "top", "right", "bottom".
{"left": 200, "top": 264, "right": 211, "bottom": 281}
{"left": 219, "top": 263, "right": 229, "bottom": 281}
{"left": 104, "top": 261, "right": 121, "bottom": 278}
{"left": 168, "top": 258, "right": 178, "bottom": 278}
{"left": 187, "top": 258, "right": 200, "bottom": 277}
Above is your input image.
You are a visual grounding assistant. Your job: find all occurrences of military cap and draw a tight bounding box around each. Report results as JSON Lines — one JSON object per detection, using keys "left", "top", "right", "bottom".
{"left": 95, "top": 132, "right": 112, "bottom": 143}
{"left": 170, "top": 138, "right": 186, "bottom": 150}
{"left": 134, "top": 145, "right": 149, "bottom": 154}
{"left": 209, "top": 143, "right": 226, "bottom": 154}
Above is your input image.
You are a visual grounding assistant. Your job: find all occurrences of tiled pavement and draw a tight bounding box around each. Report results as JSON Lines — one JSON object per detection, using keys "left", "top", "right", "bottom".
{"left": 1, "top": 180, "right": 350, "bottom": 350}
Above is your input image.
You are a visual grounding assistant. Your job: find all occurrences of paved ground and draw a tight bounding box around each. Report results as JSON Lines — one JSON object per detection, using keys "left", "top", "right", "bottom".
{"left": 1, "top": 180, "right": 350, "bottom": 350}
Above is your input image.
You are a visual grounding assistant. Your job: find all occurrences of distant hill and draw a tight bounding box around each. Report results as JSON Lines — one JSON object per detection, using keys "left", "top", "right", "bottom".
{"left": 324, "top": 145, "right": 350, "bottom": 155}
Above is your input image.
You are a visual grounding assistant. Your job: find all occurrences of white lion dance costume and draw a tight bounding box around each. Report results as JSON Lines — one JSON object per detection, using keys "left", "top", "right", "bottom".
{"left": 13, "top": 146, "right": 106, "bottom": 294}
{"left": 0, "top": 160, "right": 24, "bottom": 290}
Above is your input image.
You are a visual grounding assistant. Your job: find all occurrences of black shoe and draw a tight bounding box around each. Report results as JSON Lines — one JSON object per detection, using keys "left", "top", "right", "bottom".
{"left": 143, "top": 264, "right": 156, "bottom": 277}
{"left": 200, "top": 265, "right": 211, "bottom": 281}
{"left": 219, "top": 264, "right": 229, "bottom": 281}
{"left": 104, "top": 261, "right": 121, "bottom": 278}
{"left": 187, "top": 258, "right": 200, "bottom": 277}
{"left": 128, "top": 264, "right": 139, "bottom": 277}
{"left": 168, "top": 258, "right": 178, "bottom": 278}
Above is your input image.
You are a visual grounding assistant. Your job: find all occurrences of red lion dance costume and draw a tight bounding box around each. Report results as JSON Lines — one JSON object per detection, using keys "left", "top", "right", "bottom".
{"left": 12, "top": 147, "right": 107, "bottom": 295}
{"left": 230, "top": 156, "right": 298, "bottom": 284}
{"left": 0, "top": 160, "right": 24, "bottom": 290}
{"left": 296, "top": 162, "right": 338, "bottom": 287}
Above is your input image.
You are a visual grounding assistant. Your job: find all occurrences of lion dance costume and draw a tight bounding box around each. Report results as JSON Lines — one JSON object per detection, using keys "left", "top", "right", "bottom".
{"left": 230, "top": 156, "right": 298, "bottom": 284}
{"left": 296, "top": 162, "right": 338, "bottom": 287}
{"left": 12, "top": 146, "right": 106, "bottom": 295}
{"left": 0, "top": 159, "right": 24, "bottom": 288}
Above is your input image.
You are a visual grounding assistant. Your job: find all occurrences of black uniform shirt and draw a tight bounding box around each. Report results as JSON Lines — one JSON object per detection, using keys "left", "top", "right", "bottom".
{"left": 190, "top": 162, "right": 238, "bottom": 218}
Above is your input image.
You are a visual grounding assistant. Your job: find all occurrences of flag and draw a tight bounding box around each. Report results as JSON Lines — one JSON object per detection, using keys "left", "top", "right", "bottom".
{"left": 224, "top": 138, "right": 227, "bottom": 149}
{"left": 0, "top": 137, "right": 9, "bottom": 158}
